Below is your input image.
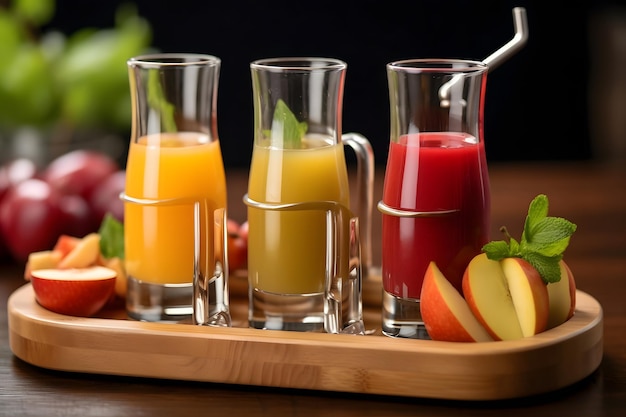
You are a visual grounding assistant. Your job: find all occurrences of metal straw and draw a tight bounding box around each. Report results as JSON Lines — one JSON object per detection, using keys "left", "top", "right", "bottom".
{"left": 439, "top": 7, "right": 529, "bottom": 105}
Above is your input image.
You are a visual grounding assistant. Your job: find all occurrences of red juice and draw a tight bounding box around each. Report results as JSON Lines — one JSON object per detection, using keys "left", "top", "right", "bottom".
{"left": 381, "top": 132, "right": 490, "bottom": 298}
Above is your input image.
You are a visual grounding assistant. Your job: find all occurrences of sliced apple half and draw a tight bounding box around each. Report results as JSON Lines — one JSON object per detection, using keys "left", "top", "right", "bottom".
{"left": 462, "top": 253, "right": 524, "bottom": 341}
{"left": 546, "top": 260, "right": 576, "bottom": 329}
{"left": 421, "top": 262, "right": 493, "bottom": 342}
{"left": 30, "top": 266, "right": 117, "bottom": 317}
{"left": 501, "top": 257, "right": 550, "bottom": 337}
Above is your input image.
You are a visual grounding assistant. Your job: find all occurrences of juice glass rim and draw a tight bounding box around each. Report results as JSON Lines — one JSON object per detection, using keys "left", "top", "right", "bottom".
{"left": 127, "top": 53, "right": 221, "bottom": 68}
{"left": 387, "top": 58, "right": 487, "bottom": 74}
{"left": 251, "top": 57, "right": 347, "bottom": 72}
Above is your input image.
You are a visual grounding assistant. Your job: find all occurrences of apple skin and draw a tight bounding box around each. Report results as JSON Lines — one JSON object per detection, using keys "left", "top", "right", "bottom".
{"left": 59, "top": 194, "right": 95, "bottom": 238}
{"left": 42, "top": 150, "right": 118, "bottom": 201}
{"left": 462, "top": 253, "right": 524, "bottom": 341}
{"left": 89, "top": 169, "right": 125, "bottom": 225}
{"left": 227, "top": 219, "right": 248, "bottom": 272}
{"left": 30, "top": 266, "right": 117, "bottom": 317}
{"left": 0, "top": 178, "right": 65, "bottom": 263}
{"left": 421, "top": 262, "right": 493, "bottom": 342}
{"left": 501, "top": 257, "right": 550, "bottom": 337}
{"left": 0, "top": 157, "right": 38, "bottom": 201}
{"left": 546, "top": 260, "right": 576, "bottom": 329}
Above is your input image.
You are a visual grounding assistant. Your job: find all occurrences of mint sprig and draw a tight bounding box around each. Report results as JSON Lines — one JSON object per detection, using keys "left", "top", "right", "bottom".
{"left": 98, "top": 213, "right": 125, "bottom": 260}
{"left": 147, "top": 69, "right": 177, "bottom": 133}
{"left": 482, "top": 194, "right": 577, "bottom": 284}
{"left": 264, "top": 99, "right": 307, "bottom": 148}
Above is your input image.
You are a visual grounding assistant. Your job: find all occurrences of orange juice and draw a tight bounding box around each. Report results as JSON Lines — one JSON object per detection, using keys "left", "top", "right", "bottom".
{"left": 124, "top": 132, "right": 227, "bottom": 284}
{"left": 247, "top": 136, "right": 351, "bottom": 294}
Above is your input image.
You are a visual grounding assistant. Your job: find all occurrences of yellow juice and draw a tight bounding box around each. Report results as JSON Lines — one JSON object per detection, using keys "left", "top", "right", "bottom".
{"left": 248, "top": 136, "right": 351, "bottom": 294}
{"left": 124, "top": 132, "right": 227, "bottom": 284}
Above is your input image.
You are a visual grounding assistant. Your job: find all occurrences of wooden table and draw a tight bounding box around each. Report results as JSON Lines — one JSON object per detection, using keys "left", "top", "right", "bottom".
{"left": 1, "top": 161, "right": 625, "bottom": 416}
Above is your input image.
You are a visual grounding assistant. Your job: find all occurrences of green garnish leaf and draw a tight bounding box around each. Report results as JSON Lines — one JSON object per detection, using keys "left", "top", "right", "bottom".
{"left": 482, "top": 194, "right": 577, "bottom": 284}
{"left": 98, "top": 213, "right": 125, "bottom": 260}
{"left": 522, "top": 251, "right": 563, "bottom": 284}
{"left": 147, "top": 69, "right": 177, "bottom": 133}
{"left": 265, "top": 99, "right": 307, "bottom": 148}
{"left": 482, "top": 240, "right": 510, "bottom": 260}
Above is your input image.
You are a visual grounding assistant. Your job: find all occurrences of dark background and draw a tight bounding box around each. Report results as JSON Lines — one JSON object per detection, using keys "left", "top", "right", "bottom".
{"left": 45, "top": 0, "right": 625, "bottom": 168}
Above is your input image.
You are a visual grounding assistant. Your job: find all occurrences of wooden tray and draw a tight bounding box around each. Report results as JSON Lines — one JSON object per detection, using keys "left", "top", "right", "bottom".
{"left": 8, "top": 274, "right": 603, "bottom": 401}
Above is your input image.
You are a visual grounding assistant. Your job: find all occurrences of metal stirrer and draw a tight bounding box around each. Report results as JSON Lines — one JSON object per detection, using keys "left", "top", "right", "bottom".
{"left": 439, "top": 7, "right": 529, "bottom": 105}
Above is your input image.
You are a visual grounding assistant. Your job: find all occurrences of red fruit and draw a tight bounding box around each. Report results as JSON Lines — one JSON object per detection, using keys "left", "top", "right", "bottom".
{"left": 226, "top": 219, "right": 247, "bottom": 272}
{"left": 59, "top": 194, "right": 96, "bottom": 237}
{"left": 89, "top": 169, "right": 125, "bottom": 224}
{"left": 0, "top": 179, "right": 65, "bottom": 263}
{"left": 42, "top": 150, "right": 118, "bottom": 201}
{"left": 30, "top": 266, "right": 117, "bottom": 317}
{"left": 0, "top": 157, "right": 38, "bottom": 201}
{"left": 239, "top": 220, "right": 249, "bottom": 243}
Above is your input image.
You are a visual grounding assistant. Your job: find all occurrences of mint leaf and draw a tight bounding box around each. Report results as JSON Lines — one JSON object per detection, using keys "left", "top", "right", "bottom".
{"left": 525, "top": 216, "right": 577, "bottom": 243}
{"left": 482, "top": 240, "right": 511, "bottom": 260}
{"left": 147, "top": 69, "right": 177, "bottom": 133}
{"left": 268, "top": 99, "right": 307, "bottom": 148}
{"left": 484, "top": 194, "right": 576, "bottom": 284}
{"left": 522, "top": 251, "right": 563, "bottom": 283}
{"left": 523, "top": 236, "right": 571, "bottom": 257}
{"left": 98, "top": 213, "right": 125, "bottom": 259}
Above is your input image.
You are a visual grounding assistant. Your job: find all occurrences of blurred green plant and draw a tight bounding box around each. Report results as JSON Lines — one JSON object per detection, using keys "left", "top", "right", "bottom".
{"left": 0, "top": 0, "right": 152, "bottom": 133}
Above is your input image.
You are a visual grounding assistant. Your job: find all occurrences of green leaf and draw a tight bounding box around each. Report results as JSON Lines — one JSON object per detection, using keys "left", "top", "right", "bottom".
{"left": 522, "top": 251, "right": 563, "bottom": 284}
{"left": 485, "top": 194, "right": 577, "bottom": 285}
{"left": 528, "top": 217, "right": 577, "bottom": 243}
{"left": 98, "top": 213, "right": 125, "bottom": 260}
{"left": 482, "top": 240, "right": 511, "bottom": 260}
{"left": 269, "top": 99, "right": 307, "bottom": 148}
{"left": 147, "top": 69, "right": 177, "bottom": 132}
{"left": 522, "top": 237, "right": 571, "bottom": 258}
{"left": 522, "top": 194, "right": 548, "bottom": 242}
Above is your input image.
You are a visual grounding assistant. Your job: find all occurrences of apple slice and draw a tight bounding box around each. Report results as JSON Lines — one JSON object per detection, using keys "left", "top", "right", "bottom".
{"left": 24, "top": 250, "right": 63, "bottom": 280}
{"left": 57, "top": 232, "right": 101, "bottom": 269}
{"left": 462, "top": 253, "right": 524, "bottom": 341}
{"left": 30, "top": 266, "right": 117, "bottom": 317}
{"left": 501, "top": 257, "right": 550, "bottom": 337}
{"left": 546, "top": 260, "right": 576, "bottom": 329}
{"left": 105, "top": 256, "right": 127, "bottom": 298}
{"left": 52, "top": 234, "right": 81, "bottom": 258}
{"left": 421, "top": 262, "right": 493, "bottom": 342}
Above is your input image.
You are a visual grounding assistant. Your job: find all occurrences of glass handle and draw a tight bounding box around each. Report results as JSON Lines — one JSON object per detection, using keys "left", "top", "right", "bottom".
{"left": 193, "top": 205, "right": 231, "bottom": 327}
{"left": 342, "top": 133, "right": 374, "bottom": 279}
{"left": 324, "top": 210, "right": 365, "bottom": 335}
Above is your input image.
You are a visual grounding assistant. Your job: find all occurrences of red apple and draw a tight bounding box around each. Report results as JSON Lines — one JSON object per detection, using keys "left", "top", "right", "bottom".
{"left": 501, "top": 257, "right": 550, "bottom": 337}
{"left": 421, "top": 262, "right": 493, "bottom": 342}
{"left": 227, "top": 219, "right": 247, "bottom": 272}
{"left": 89, "top": 169, "right": 125, "bottom": 224}
{"left": 0, "top": 157, "right": 38, "bottom": 201}
{"left": 546, "top": 260, "right": 577, "bottom": 329}
{"left": 238, "top": 220, "right": 248, "bottom": 242}
{"left": 462, "top": 253, "right": 524, "bottom": 341}
{"left": 59, "top": 194, "right": 95, "bottom": 237}
{"left": 0, "top": 178, "right": 65, "bottom": 263}
{"left": 42, "top": 150, "right": 118, "bottom": 201}
{"left": 30, "top": 266, "right": 117, "bottom": 317}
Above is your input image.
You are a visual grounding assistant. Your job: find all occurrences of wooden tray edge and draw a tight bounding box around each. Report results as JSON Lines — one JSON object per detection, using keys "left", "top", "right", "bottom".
{"left": 8, "top": 283, "right": 603, "bottom": 400}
